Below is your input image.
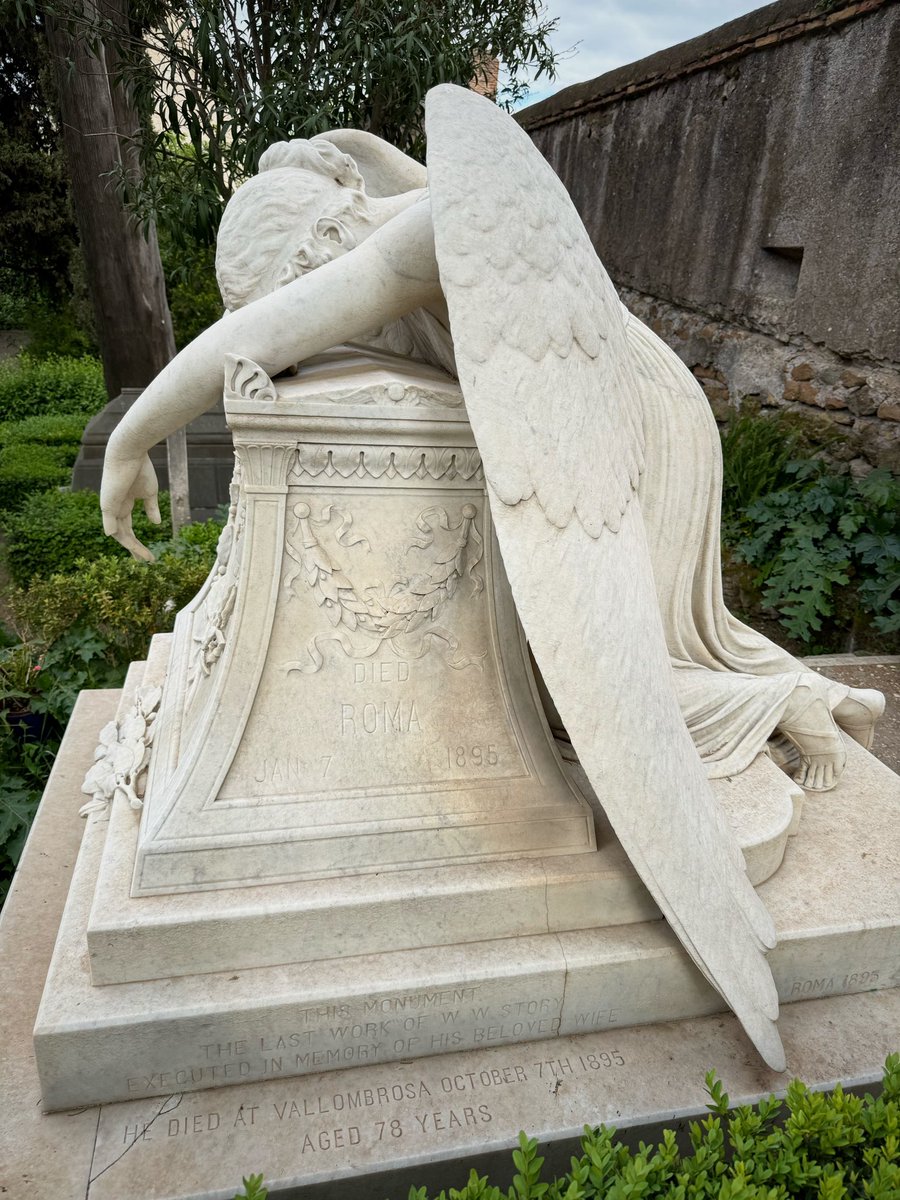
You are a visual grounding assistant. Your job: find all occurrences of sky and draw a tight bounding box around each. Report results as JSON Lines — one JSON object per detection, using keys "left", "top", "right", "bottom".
{"left": 516, "top": 0, "right": 765, "bottom": 105}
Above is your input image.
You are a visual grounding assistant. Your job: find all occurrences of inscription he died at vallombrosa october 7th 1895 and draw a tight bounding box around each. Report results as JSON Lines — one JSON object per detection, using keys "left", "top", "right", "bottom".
{"left": 120, "top": 1047, "right": 628, "bottom": 1159}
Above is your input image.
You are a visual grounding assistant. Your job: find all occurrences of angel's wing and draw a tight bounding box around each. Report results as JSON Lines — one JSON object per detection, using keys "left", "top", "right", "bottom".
{"left": 425, "top": 84, "right": 786, "bottom": 1071}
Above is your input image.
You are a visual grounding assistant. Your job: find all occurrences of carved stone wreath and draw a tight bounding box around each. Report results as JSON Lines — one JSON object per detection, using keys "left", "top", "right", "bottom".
{"left": 282, "top": 502, "right": 486, "bottom": 674}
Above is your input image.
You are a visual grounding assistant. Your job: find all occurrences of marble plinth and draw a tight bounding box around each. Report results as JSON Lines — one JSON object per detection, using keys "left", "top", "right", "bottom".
{"left": 131, "top": 348, "right": 597, "bottom": 896}
{"left": 4, "top": 706, "right": 898, "bottom": 1199}
{"left": 32, "top": 675, "right": 900, "bottom": 1111}
{"left": 84, "top": 638, "right": 801, "bottom": 987}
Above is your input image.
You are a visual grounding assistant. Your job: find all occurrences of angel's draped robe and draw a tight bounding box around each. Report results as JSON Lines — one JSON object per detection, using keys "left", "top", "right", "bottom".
{"left": 367, "top": 299, "right": 847, "bottom": 779}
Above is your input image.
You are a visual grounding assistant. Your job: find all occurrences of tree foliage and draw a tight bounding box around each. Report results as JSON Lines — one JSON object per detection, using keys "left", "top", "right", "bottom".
{"left": 93, "top": 0, "right": 559, "bottom": 248}
{"left": 0, "top": 6, "right": 77, "bottom": 298}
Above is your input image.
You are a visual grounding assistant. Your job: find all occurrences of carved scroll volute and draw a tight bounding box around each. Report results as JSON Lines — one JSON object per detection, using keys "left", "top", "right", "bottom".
{"left": 225, "top": 356, "right": 296, "bottom": 490}
{"left": 224, "top": 354, "right": 278, "bottom": 405}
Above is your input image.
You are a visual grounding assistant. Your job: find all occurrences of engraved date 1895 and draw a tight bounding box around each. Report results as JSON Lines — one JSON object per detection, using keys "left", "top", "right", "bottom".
{"left": 446, "top": 744, "right": 499, "bottom": 768}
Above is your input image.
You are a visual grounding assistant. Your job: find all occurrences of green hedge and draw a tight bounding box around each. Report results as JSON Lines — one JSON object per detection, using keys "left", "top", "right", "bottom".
{"left": 238, "top": 1060, "right": 899, "bottom": 1199}
{"left": 8, "top": 527, "right": 219, "bottom": 663}
{"left": 0, "top": 443, "right": 75, "bottom": 510}
{"left": 1, "top": 488, "right": 175, "bottom": 583}
{"left": 0, "top": 353, "right": 106, "bottom": 421}
{"left": 1, "top": 519, "right": 222, "bottom": 905}
{"left": 0, "top": 412, "right": 88, "bottom": 448}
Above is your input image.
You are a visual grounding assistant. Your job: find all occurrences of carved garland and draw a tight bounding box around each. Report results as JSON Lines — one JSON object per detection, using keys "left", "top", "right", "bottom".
{"left": 185, "top": 463, "right": 246, "bottom": 704}
{"left": 282, "top": 502, "right": 486, "bottom": 674}
{"left": 80, "top": 685, "right": 162, "bottom": 816}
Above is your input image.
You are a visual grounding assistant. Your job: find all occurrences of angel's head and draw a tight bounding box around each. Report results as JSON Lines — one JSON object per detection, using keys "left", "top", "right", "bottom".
{"left": 215, "top": 138, "right": 378, "bottom": 311}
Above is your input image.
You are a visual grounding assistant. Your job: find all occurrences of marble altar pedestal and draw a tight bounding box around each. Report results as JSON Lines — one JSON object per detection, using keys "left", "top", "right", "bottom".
{"left": 4, "top": 679, "right": 899, "bottom": 1200}
{"left": 29, "top": 348, "right": 900, "bottom": 1114}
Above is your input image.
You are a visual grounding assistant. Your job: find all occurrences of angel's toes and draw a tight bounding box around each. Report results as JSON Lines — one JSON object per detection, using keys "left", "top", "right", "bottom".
{"left": 793, "top": 753, "right": 842, "bottom": 793}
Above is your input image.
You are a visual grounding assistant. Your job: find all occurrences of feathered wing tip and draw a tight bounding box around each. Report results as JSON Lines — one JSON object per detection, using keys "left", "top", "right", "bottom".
{"left": 424, "top": 83, "right": 785, "bottom": 1072}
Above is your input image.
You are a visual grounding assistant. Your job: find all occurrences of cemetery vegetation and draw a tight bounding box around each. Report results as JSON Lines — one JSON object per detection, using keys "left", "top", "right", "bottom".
{"left": 232, "top": 1057, "right": 900, "bottom": 1199}
{"left": 719, "top": 411, "right": 900, "bottom": 653}
{"left": 0, "top": 351, "right": 224, "bottom": 902}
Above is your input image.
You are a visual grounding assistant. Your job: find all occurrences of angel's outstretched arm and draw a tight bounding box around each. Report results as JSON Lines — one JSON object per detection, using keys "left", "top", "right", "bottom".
{"left": 101, "top": 198, "right": 441, "bottom": 559}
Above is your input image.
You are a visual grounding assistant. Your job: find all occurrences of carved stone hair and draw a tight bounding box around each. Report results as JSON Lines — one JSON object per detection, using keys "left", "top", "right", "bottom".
{"left": 215, "top": 138, "right": 375, "bottom": 311}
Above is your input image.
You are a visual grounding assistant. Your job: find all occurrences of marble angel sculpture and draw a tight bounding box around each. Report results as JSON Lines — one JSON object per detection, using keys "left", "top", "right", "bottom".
{"left": 100, "top": 84, "right": 883, "bottom": 1070}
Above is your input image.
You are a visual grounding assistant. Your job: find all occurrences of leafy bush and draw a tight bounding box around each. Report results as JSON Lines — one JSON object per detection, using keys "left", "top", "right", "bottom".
{"left": 9, "top": 538, "right": 216, "bottom": 664}
{"left": 23, "top": 299, "right": 97, "bottom": 360}
{"left": 0, "top": 353, "right": 106, "bottom": 421}
{"left": 233, "top": 1057, "right": 900, "bottom": 1199}
{"left": 0, "top": 442, "right": 75, "bottom": 510}
{"left": 1, "top": 488, "right": 173, "bottom": 584}
{"left": 163, "top": 240, "right": 224, "bottom": 349}
{"left": 732, "top": 462, "right": 900, "bottom": 648}
{"left": 720, "top": 411, "right": 802, "bottom": 543}
{"left": 0, "top": 625, "right": 124, "bottom": 905}
{"left": 1, "top": 520, "right": 220, "bottom": 903}
{"left": 0, "top": 412, "right": 88, "bottom": 448}
{"left": 0, "top": 271, "right": 41, "bottom": 329}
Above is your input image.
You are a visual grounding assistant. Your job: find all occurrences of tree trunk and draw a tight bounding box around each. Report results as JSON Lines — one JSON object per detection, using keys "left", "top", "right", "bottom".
{"left": 44, "top": 8, "right": 189, "bottom": 529}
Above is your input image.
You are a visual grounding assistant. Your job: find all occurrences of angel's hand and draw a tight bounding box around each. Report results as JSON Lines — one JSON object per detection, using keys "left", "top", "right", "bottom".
{"left": 100, "top": 446, "right": 162, "bottom": 562}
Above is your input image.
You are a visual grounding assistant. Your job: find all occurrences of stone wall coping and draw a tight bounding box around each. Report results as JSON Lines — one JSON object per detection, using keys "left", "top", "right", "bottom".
{"left": 518, "top": 0, "right": 888, "bottom": 132}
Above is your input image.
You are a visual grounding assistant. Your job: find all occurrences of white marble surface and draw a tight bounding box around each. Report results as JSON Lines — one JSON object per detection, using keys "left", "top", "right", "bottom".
{"left": 93, "top": 88, "right": 889, "bottom": 1068}
{"left": 33, "top": 681, "right": 900, "bottom": 1110}
{"left": 88, "top": 647, "right": 797, "bottom": 987}
{"left": 3, "top": 710, "right": 898, "bottom": 1197}
{"left": 131, "top": 352, "right": 595, "bottom": 897}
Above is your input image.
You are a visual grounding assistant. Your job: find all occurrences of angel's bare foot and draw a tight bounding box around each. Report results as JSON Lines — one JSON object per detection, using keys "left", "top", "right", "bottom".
{"left": 778, "top": 684, "right": 846, "bottom": 792}
{"left": 832, "top": 688, "right": 885, "bottom": 751}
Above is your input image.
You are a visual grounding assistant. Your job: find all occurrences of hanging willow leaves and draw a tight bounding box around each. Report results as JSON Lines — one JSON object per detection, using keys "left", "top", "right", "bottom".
{"left": 33, "top": 0, "right": 560, "bottom": 252}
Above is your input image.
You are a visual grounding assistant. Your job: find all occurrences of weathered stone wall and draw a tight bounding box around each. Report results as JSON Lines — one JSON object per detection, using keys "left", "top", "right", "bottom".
{"left": 519, "top": 0, "right": 900, "bottom": 471}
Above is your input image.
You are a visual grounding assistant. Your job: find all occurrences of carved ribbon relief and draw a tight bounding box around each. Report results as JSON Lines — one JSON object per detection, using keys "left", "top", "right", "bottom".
{"left": 282, "top": 501, "right": 486, "bottom": 674}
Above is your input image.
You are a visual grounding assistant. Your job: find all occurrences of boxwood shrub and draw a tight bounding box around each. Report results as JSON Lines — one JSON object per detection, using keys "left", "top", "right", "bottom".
{"left": 0, "top": 443, "right": 74, "bottom": 511}
{"left": 234, "top": 1057, "right": 900, "bottom": 1200}
{"left": 8, "top": 526, "right": 219, "bottom": 663}
{"left": 1, "top": 488, "right": 174, "bottom": 583}
{"left": 0, "top": 353, "right": 106, "bottom": 421}
{"left": 0, "top": 412, "right": 88, "bottom": 448}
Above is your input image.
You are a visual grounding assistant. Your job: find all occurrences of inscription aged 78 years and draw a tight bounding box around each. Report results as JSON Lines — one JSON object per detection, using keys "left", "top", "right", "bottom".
{"left": 123, "top": 987, "right": 627, "bottom": 1098}
{"left": 120, "top": 1047, "right": 628, "bottom": 1160}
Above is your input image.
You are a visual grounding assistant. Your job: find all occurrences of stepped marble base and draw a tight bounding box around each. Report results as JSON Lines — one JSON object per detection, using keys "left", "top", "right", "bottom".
{"left": 6, "top": 687, "right": 899, "bottom": 1200}
{"left": 32, "top": 665, "right": 900, "bottom": 1111}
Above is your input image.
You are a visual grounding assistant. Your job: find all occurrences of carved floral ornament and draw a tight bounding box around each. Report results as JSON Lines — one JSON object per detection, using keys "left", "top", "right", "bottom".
{"left": 80, "top": 685, "right": 162, "bottom": 816}
{"left": 282, "top": 501, "right": 486, "bottom": 674}
{"left": 185, "top": 468, "right": 246, "bottom": 705}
